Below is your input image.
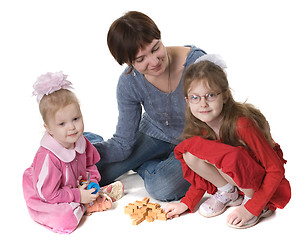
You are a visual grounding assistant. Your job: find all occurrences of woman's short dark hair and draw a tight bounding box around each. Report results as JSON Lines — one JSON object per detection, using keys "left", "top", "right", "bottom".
{"left": 107, "top": 11, "right": 161, "bottom": 66}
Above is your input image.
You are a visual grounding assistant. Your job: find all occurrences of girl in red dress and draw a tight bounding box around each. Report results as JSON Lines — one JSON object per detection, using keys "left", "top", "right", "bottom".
{"left": 165, "top": 55, "right": 291, "bottom": 228}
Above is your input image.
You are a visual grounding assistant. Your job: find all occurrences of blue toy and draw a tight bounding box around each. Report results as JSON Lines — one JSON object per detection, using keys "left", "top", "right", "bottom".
{"left": 80, "top": 172, "right": 100, "bottom": 194}
{"left": 87, "top": 182, "right": 100, "bottom": 194}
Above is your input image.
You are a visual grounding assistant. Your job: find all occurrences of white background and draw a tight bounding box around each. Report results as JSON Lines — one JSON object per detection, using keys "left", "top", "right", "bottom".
{"left": 1, "top": 0, "right": 301, "bottom": 239}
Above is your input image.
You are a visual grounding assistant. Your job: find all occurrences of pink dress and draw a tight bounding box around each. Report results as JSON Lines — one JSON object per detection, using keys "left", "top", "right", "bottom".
{"left": 23, "top": 133, "right": 101, "bottom": 234}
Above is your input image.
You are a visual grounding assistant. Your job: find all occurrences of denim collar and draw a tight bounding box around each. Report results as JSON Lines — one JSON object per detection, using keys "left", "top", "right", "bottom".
{"left": 40, "top": 132, "right": 86, "bottom": 163}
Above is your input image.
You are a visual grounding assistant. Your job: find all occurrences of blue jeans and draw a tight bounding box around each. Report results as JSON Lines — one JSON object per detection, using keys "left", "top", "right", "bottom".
{"left": 84, "top": 132, "right": 190, "bottom": 201}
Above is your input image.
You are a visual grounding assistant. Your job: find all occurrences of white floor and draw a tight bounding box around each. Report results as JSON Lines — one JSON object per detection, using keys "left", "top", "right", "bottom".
{"left": 9, "top": 170, "right": 298, "bottom": 240}
{"left": 1, "top": 1, "right": 301, "bottom": 239}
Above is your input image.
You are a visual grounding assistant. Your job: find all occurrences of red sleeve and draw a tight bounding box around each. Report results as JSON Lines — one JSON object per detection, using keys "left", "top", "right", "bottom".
{"left": 180, "top": 185, "right": 205, "bottom": 213}
{"left": 236, "top": 117, "right": 285, "bottom": 216}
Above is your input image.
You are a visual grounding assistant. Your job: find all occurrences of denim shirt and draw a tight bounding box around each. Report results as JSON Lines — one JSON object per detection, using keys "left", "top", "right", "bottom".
{"left": 98, "top": 45, "right": 206, "bottom": 162}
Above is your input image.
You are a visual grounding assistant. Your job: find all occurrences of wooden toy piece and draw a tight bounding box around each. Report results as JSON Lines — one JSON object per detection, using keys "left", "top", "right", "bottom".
{"left": 153, "top": 207, "right": 163, "bottom": 214}
{"left": 124, "top": 206, "right": 134, "bottom": 215}
{"left": 127, "top": 203, "right": 137, "bottom": 210}
{"left": 148, "top": 210, "right": 157, "bottom": 219}
{"left": 147, "top": 202, "right": 160, "bottom": 209}
{"left": 145, "top": 216, "right": 154, "bottom": 222}
{"left": 157, "top": 212, "right": 168, "bottom": 221}
{"left": 130, "top": 213, "right": 140, "bottom": 219}
{"left": 142, "top": 197, "right": 150, "bottom": 204}
{"left": 124, "top": 197, "right": 168, "bottom": 225}
{"left": 132, "top": 216, "right": 145, "bottom": 225}
{"left": 134, "top": 201, "right": 145, "bottom": 207}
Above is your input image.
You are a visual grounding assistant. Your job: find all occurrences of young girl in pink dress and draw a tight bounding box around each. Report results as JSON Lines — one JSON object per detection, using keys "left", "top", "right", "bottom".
{"left": 23, "top": 72, "right": 123, "bottom": 234}
{"left": 165, "top": 55, "right": 291, "bottom": 228}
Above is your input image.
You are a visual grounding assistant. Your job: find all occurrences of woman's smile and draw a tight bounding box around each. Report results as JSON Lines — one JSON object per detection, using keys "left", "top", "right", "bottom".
{"left": 151, "top": 62, "right": 163, "bottom": 72}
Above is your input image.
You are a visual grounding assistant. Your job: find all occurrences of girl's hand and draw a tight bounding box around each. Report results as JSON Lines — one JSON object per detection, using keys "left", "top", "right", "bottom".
{"left": 227, "top": 205, "right": 255, "bottom": 227}
{"left": 79, "top": 184, "right": 99, "bottom": 204}
{"left": 165, "top": 202, "right": 188, "bottom": 219}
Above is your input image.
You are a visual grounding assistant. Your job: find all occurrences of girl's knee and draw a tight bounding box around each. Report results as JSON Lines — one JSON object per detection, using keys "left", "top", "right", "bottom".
{"left": 52, "top": 203, "right": 83, "bottom": 234}
{"left": 221, "top": 147, "right": 265, "bottom": 191}
{"left": 183, "top": 152, "right": 200, "bottom": 166}
{"left": 183, "top": 152, "right": 210, "bottom": 171}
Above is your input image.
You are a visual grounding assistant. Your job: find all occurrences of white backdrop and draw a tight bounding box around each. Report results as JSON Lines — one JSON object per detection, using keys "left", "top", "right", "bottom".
{"left": 1, "top": 0, "right": 301, "bottom": 238}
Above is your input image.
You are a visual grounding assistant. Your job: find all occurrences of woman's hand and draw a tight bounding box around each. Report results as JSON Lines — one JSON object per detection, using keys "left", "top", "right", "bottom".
{"left": 227, "top": 205, "right": 255, "bottom": 227}
{"left": 79, "top": 183, "right": 99, "bottom": 204}
{"left": 165, "top": 202, "right": 188, "bottom": 219}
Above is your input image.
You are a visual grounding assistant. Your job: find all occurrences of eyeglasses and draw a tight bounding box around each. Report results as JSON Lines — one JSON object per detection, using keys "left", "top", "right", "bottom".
{"left": 186, "top": 92, "right": 222, "bottom": 104}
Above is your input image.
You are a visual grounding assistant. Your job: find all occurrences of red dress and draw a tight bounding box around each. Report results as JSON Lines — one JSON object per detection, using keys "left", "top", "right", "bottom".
{"left": 176, "top": 117, "right": 291, "bottom": 216}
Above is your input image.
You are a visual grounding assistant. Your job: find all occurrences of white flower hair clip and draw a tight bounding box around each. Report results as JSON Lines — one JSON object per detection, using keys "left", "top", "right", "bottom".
{"left": 32, "top": 71, "right": 73, "bottom": 103}
{"left": 194, "top": 54, "right": 227, "bottom": 70}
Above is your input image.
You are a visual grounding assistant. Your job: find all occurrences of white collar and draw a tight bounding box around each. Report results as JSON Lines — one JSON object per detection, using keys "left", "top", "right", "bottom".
{"left": 40, "top": 132, "right": 86, "bottom": 163}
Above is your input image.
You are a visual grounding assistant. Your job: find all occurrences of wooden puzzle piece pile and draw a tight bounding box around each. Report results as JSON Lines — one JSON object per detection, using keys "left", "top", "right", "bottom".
{"left": 124, "top": 197, "right": 168, "bottom": 225}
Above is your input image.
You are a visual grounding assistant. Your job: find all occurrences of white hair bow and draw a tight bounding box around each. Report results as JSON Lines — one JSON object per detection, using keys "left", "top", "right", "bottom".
{"left": 194, "top": 54, "right": 227, "bottom": 70}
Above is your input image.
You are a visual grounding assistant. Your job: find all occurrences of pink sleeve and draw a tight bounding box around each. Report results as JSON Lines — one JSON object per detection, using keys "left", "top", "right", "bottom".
{"left": 33, "top": 152, "right": 80, "bottom": 204}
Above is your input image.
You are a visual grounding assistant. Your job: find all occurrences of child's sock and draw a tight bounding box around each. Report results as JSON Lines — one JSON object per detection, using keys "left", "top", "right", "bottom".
{"left": 242, "top": 195, "right": 252, "bottom": 205}
{"left": 218, "top": 183, "right": 234, "bottom": 193}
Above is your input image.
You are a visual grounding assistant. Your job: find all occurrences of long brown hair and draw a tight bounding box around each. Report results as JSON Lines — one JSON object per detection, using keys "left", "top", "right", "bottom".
{"left": 182, "top": 61, "right": 274, "bottom": 148}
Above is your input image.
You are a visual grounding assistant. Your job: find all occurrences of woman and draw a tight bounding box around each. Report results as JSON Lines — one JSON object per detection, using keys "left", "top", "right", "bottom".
{"left": 85, "top": 11, "right": 206, "bottom": 201}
